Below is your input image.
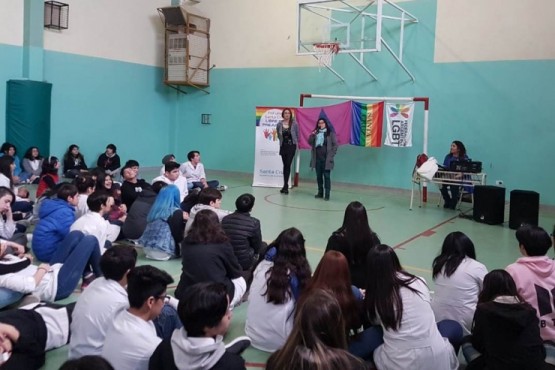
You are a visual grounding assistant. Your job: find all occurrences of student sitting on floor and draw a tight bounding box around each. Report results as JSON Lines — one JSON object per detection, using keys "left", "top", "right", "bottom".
{"left": 245, "top": 228, "right": 312, "bottom": 352}
{"left": 96, "top": 143, "right": 121, "bottom": 177}
{"left": 102, "top": 265, "right": 176, "bottom": 370}
{"left": 266, "top": 289, "right": 367, "bottom": 370}
{"left": 180, "top": 150, "right": 223, "bottom": 191}
{"left": 20, "top": 146, "right": 43, "bottom": 184}
{"left": 431, "top": 231, "right": 488, "bottom": 335}
{"left": 159, "top": 154, "right": 176, "bottom": 176}
{"left": 150, "top": 282, "right": 251, "bottom": 370}
{"left": 121, "top": 181, "right": 166, "bottom": 241}
{"left": 0, "top": 230, "right": 101, "bottom": 302}
{"left": 95, "top": 172, "right": 127, "bottom": 222}
{"left": 349, "top": 245, "right": 460, "bottom": 369}
{"left": 184, "top": 188, "right": 231, "bottom": 236}
{"left": 63, "top": 144, "right": 88, "bottom": 179}
{"left": 0, "top": 302, "right": 75, "bottom": 370}
{"left": 73, "top": 175, "right": 95, "bottom": 219}
{"left": 69, "top": 246, "right": 180, "bottom": 359}
{"left": 0, "top": 187, "right": 28, "bottom": 248}
{"left": 221, "top": 193, "right": 265, "bottom": 278}
{"left": 151, "top": 161, "right": 189, "bottom": 203}
{"left": 35, "top": 156, "right": 60, "bottom": 199}
{"left": 69, "top": 245, "right": 136, "bottom": 358}
{"left": 506, "top": 225, "right": 555, "bottom": 342}
{"left": 139, "top": 185, "right": 186, "bottom": 261}
{"left": 462, "top": 269, "right": 551, "bottom": 370}
{"left": 70, "top": 190, "right": 121, "bottom": 254}
{"left": 0, "top": 239, "right": 31, "bottom": 309}
{"left": 120, "top": 163, "right": 152, "bottom": 211}
{"left": 175, "top": 210, "right": 246, "bottom": 308}
{"left": 32, "top": 183, "right": 79, "bottom": 262}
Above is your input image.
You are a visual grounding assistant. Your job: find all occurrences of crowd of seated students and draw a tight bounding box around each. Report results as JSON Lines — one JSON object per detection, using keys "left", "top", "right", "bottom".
{"left": 1, "top": 141, "right": 554, "bottom": 370}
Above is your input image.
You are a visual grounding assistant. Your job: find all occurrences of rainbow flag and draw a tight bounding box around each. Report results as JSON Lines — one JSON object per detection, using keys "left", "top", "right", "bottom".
{"left": 350, "top": 101, "right": 384, "bottom": 147}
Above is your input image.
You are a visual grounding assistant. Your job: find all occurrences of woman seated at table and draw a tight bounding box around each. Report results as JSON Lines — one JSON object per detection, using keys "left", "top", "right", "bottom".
{"left": 440, "top": 140, "right": 468, "bottom": 210}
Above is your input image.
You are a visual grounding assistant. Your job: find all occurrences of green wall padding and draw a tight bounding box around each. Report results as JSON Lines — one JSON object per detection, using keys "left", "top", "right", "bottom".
{"left": 6, "top": 79, "right": 51, "bottom": 157}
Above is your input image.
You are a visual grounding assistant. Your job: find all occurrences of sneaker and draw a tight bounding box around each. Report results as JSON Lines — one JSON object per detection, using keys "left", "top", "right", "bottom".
{"left": 225, "top": 336, "right": 251, "bottom": 355}
{"left": 217, "top": 185, "right": 228, "bottom": 191}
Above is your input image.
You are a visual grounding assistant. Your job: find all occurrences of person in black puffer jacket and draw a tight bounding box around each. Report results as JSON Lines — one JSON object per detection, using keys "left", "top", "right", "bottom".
{"left": 221, "top": 194, "right": 265, "bottom": 276}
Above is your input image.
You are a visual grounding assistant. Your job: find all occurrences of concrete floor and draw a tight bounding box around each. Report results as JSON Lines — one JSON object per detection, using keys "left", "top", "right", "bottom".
{"left": 40, "top": 169, "right": 555, "bottom": 369}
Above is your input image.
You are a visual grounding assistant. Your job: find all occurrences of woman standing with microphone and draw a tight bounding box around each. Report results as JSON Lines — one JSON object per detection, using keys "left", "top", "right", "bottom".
{"left": 276, "top": 108, "right": 299, "bottom": 194}
{"left": 309, "top": 118, "right": 338, "bottom": 201}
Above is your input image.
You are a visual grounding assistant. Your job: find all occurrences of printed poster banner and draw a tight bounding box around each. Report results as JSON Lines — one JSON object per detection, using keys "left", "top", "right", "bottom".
{"left": 252, "top": 107, "right": 288, "bottom": 187}
{"left": 384, "top": 102, "right": 414, "bottom": 147}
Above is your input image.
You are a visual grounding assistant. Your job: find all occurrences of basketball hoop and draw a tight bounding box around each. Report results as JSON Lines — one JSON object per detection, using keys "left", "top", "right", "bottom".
{"left": 313, "top": 42, "right": 340, "bottom": 69}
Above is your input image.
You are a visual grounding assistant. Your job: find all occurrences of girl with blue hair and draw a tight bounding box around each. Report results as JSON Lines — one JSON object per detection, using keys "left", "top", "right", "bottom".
{"left": 139, "top": 185, "right": 187, "bottom": 260}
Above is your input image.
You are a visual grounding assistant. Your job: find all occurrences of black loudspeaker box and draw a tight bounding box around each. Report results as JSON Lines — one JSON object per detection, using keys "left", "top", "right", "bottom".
{"left": 473, "top": 185, "right": 505, "bottom": 225}
{"left": 509, "top": 190, "right": 540, "bottom": 229}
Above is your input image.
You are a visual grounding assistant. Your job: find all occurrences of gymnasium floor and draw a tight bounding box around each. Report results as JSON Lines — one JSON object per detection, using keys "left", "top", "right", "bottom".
{"left": 41, "top": 169, "right": 555, "bottom": 369}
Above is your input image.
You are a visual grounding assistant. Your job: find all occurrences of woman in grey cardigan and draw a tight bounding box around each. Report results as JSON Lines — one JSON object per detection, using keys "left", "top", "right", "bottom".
{"left": 308, "top": 118, "right": 338, "bottom": 201}
{"left": 275, "top": 108, "right": 299, "bottom": 194}
{"left": 21, "top": 147, "right": 43, "bottom": 184}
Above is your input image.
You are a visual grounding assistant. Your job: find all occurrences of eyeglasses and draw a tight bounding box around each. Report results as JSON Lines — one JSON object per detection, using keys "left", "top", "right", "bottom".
{"left": 157, "top": 294, "right": 170, "bottom": 304}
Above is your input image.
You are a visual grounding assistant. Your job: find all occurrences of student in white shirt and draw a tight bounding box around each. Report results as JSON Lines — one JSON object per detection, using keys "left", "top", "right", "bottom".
{"left": 73, "top": 175, "right": 95, "bottom": 219}
{"left": 151, "top": 162, "right": 188, "bottom": 203}
{"left": 0, "top": 302, "right": 75, "bottom": 369}
{"left": 102, "top": 265, "right": 175, "bottom": 370}
{"left": 180, "top": 151, "right": 220, "bottom": 191}
{"left": 70, "top": 191, "right": 122, "bottom": 254}
{"left": 68, "top": 245, "right": 137, "bottom": 359}
{"left": 431, "top": 231, "right": 488, "bottom": 335}
{"left": 353, "top": 245, "right": 460, "bottom": 370}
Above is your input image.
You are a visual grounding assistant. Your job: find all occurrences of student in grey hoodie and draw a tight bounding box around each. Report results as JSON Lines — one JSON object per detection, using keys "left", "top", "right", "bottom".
{"left": 149, "top": 282, "right": 250, "bottom": 370}
{"left": 184, "top": 188, "right": 230, "bottom": 236}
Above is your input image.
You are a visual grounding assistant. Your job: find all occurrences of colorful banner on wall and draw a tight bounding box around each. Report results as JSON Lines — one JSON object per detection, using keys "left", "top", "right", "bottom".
{"left": 350, "top": 101, "right": 384, "bottom": 147}
{"left": 252, "top": 107, "right": 289, "bottom": 187}
{"left": 384, "top": 102, "right": 414, "bottom": 147}
{"left": 295, "top": 101, "right": 352, "bottom": 149}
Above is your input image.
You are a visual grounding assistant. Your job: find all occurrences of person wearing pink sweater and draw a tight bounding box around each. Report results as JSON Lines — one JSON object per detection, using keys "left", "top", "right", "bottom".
{"left": 506, "top": 225, "right": 555, "bottom": 341}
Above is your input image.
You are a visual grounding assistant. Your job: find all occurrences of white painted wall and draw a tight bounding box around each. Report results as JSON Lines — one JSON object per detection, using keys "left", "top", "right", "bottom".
{"left": 43, "top": 0, "right": 169, "bottom": 66}
{"left": 192, "top": 0, "right": 316, "bottom": 68}
{"left": 0, "top": 0, "right": 24, "bottom": 46}
{"left": 435, "top": 0, "right": 555, "bottom": 62}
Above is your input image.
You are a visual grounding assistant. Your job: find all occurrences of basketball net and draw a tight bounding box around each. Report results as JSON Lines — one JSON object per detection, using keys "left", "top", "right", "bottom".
{"left": 313, "top": 42, "right": 340, "bottom": 70}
